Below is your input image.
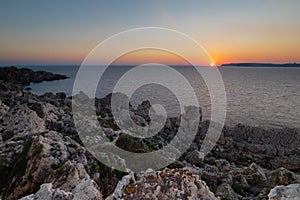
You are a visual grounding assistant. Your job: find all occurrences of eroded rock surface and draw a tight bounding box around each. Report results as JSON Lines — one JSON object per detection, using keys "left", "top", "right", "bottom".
{"left": 108, "top": 167, "right": 218, "bottom": 200}
{"left": 268, "top": 184, "right": 300, "bottom": 200}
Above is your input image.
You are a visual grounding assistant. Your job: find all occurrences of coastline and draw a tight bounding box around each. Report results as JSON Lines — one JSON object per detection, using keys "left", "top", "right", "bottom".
{"left": 220, "top": 63, "right": 300, "bottom": 67}
{"left": 0, "top": 67, "right": 299, "bottom": 199}
{"left": 0, "top": 66, "right": 68, "bottom": 86}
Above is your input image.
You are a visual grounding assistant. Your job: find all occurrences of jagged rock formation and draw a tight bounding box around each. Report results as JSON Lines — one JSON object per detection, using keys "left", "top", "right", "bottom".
{"left": 0, "top": 81, "right": 119, "bottom": 199}
{"left": 194, "top": 121, "right": 300, "bottom": 171}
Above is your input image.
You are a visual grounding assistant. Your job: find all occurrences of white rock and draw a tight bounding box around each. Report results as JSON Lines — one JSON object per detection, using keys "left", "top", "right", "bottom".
{"left": 19, "top": 194, "right": 35, "bottom": 200}
{"left": 268, "top": 184, "right": 300, "bottom": 200}
{"left": 35, "top": 183, "right": 54, "bottom": 200}
{"left": 72, "top": 179, "right": 102, "bottom": 200}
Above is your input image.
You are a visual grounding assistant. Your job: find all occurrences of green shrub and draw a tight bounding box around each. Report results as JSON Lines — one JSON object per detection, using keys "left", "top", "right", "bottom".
{"left": 62, "top": 132, "right": 83, "bottom": 146}
{"left": 115, "top": 134, "right": 148, "bottom": 153}
{"left": 71, "top": 134, "right": 83, "bottom": 145}
{"left": 0, "top": 97, "right": 11, "bottom": 106}
{"left": 113, "top": 169, "right": 128, "bottom": 180}
{"left": 14, "top": 139, "right": 33, "bottom": 177}
{"left": 221, "top": 194, "right": 231, "bottom": 200}
{"left": 98, "top": 118, "right": 120, "bottom": 131}
{"left": 0, "top": 158, "right": 8, "bottom": 177}
{"left": 232, "top": 182, "right": 244, "bottom": 195}
{"left": 32, "top": 144, "right": 44, "bottom": 156}
{"left": 275, "top": 172, "right": 280, "bottom": 184}
{"left": 55, "top": 162, "right": 65, "bottom": 174}
{"left": 207, "top": 183, "right": 216, "bottom": 193}
{"left": 264, "top": 188, "right": 271, "bottom": 194}
{"left": 93, "top": 161, "right": 105, "bottom": 171}
{"left": 26, "top": 173, "right": 33, "bottom": 182}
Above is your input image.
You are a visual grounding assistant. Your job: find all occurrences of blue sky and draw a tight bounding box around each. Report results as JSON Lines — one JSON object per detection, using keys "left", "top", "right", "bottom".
{"left": 0, "top": 0, "right": 299, "bottom": 64}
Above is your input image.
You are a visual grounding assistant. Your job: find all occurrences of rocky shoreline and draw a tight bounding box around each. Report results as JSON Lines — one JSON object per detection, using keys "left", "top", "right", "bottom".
{"left": 0, "top": 66, "right": 68, "bottom": 86}
{"left": 0, "top": 67, "right": 299, "bottom": 199}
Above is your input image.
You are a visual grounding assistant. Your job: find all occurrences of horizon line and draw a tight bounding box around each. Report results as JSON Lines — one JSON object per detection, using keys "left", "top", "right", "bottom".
{"left": 0, "top": 61, "right": 299, "bottom": 67}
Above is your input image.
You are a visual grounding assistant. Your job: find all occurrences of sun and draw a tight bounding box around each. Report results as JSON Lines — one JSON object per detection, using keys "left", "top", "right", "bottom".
{"left": 210, "top": 61, "right": 216, "bottom": 67}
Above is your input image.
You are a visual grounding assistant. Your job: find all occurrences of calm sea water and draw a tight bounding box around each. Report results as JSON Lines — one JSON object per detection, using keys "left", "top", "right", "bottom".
{"left": 14, "top": 65, "right": 300, "bottom": 129}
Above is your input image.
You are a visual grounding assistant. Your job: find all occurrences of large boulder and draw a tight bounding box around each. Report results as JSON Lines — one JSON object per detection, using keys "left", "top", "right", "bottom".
{"left": 268, "top": 184, "right": 300, "bottom": 200}
{"left": 72, "top": 179, "right": 102, "bottom": 200}
{"left": 267, "top": 167, "right": 299, "bottom": 187}
{"left": 185, "top": 150, "right": 203, "bottom": 166}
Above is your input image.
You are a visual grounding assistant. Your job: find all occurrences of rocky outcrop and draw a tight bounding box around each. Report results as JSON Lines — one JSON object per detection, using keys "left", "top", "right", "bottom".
{"left": 268, "top": 184, "right": 300, "bottom": 200}
{"left": 21, "top": 180, "right": 103, "bottom": 200}
{"left": 0, "top": 66, "right": 68, "bottom": 85}
{"left": 108, "top": 167, "right": 218, "bottom": 200}
{"left": 73, "top": 179, "right": 103, "bottom": 200}
{"left": 0, "top": 82, "right": 118, "bottom": 199}
{"left": 19, "top": 183, "right": 72, "bottom": 200}
{"left": 194, "top": 121, "right": 300, "bottom": 171}
{"left": 215, "top": 183, "right": 240, "bottom": 200}
{"left": 3, "top": 128, "right": 117, "bottom": 199}
{"left": 1, "top": 126, "right": 118, "bottom": 199}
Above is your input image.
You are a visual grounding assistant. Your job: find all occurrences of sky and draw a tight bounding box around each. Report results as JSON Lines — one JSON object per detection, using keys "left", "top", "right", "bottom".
{"left": 0, "top": 0, "right": 299, "bottom": 66}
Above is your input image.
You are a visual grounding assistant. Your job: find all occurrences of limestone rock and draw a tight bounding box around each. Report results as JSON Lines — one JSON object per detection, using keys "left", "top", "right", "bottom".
{"left": 215, "top": 183, "right": 240, "bottom": 200}
{"left": 185, "top": 150, "right": 203, "bottom": 166}
{"left": 109, "top": 167, "right": 218, "bottom": 200}
{"left": 267, "top": 167, "right": 299, "bottom": 187}
{"left": 72, "top": 179, "right": 102, "bottom": 200}
{"left": 268, "top": 184, "right": 300, "bottom": 200}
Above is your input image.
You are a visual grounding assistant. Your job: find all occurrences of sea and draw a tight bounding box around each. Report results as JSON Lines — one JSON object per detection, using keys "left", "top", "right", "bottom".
{"left": 9, "top": 65, "right": 300, "bottom": 129}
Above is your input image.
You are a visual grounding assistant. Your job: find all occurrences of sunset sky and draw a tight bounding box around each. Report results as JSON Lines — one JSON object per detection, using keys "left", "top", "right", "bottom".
{"left": 0, "top": 0, "right": 299, "bottom": 66}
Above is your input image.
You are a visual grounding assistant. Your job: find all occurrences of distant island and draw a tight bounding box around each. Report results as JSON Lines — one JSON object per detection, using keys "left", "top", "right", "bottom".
{"left": 220, "top": 62, "right": 300, "bottom": 67}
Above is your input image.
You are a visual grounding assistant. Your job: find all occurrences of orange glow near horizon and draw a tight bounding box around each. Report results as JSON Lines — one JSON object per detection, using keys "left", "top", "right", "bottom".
{"left": 100, "top": 48, "right": 228, "bottom": 67}
{"left": 206, "top": 36, "right": 300, "bottom": 66}
{"left": 1, "top": 36, "right": 300, "bottom": 66}
{"left": 112, "top": 49, "right": 192, "bottom": 66}
{"left": 2, "top": 46, "right": 300, "bottom": 66}
{"left": 1, "top": 26, "right": 299, "bottom": 66}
